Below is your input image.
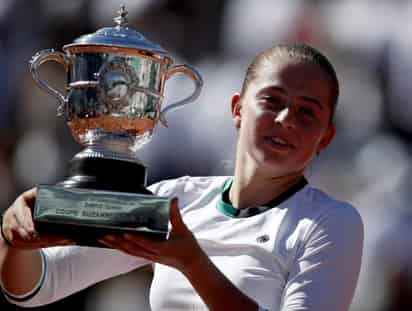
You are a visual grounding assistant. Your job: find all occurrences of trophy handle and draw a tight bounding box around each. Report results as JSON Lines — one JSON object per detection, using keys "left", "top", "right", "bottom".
{"left": 160, "top": 64, "right": 203, "bottom": 127}
{"left": 30, "top": 49, "right": 70, "bottom": 117}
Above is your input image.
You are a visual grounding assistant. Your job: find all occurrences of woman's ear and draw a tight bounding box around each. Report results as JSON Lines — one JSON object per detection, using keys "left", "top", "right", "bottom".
{"left": 317, "top": 123, "right": 336, "bottom": 154}
{"left": 231, "top": 93, "right": 242, "bottom": 129}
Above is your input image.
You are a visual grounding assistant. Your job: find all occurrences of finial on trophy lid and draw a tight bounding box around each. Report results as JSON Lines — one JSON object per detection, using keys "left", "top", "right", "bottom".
{"left": 114, "top": 5, "right": 128, "bottom": 28}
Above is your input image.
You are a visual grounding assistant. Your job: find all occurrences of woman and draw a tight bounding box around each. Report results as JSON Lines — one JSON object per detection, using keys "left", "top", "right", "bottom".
{"left": 0, "top": 43, "right": 363, "bottom": 311}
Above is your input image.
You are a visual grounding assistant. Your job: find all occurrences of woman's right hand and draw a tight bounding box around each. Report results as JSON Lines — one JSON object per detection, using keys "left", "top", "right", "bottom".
{"left": 1, "top": 188, "right": 74, "bottom": 249}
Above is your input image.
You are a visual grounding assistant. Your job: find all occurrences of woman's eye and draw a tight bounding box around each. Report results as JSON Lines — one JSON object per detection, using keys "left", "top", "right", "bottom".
{"left": 261, "top": 95, "right": 276, "bottom": 102}
{"left": 299, "top": 107, "right": 315, "bottom": 117}
{"left": 260, "top": 96, "right": 282, "bottom": 107}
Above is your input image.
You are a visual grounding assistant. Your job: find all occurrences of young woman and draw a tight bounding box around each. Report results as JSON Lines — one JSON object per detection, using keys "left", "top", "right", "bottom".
{"left": 0, "top": 43, "right": 363, "bottom": 311}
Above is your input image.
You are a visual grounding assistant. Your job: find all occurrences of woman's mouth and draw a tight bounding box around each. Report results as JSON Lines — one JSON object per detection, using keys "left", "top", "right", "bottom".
{"left": 264, "top": 136, "right": 295, "bottom": 150}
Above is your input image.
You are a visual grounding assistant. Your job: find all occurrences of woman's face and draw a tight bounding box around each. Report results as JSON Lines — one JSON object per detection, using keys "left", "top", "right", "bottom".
{"left": 232, "top": 57, "right": 336, "bottom": 178}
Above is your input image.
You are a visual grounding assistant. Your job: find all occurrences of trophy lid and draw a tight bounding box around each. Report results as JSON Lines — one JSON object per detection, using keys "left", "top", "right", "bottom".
{"left": 63, "top": 6, "right": 167, "bottom": 55}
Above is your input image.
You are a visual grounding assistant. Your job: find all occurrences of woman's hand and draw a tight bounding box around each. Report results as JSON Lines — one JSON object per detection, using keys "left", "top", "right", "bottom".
{"left": 98, "top": 198, "right": 204, "bottom": 273}
{"left": 99, "top": 198, "right": 261, "bottom": 311}
{"left": 1, "top": 188, "right": 74, "bottom": 249}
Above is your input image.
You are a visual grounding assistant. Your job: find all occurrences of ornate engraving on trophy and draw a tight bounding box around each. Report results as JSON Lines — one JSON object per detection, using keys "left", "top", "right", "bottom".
{"left": 96, "top": 57, "right": 140, "bottom": 111}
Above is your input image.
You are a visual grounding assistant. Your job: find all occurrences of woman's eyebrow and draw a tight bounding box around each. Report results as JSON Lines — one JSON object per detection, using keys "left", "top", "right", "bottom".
{"left": 258, "top": 86, "right": 323, "bottom": 110}
{"left": 258, "top": 86, "right": 287, "bottom": 96}
{"left": 299, "top": 96, "right": 323, "bottom": 110}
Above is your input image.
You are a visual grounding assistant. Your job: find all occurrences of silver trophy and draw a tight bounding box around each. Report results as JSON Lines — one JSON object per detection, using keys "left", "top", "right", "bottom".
{"left": 29, "top": 6, "right": 203, "bottom": 245}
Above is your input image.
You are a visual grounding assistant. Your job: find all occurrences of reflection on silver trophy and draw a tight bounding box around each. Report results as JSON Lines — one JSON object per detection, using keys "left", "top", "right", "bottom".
{"left": 29, "top": 6, "right": 203, "bottom": 246}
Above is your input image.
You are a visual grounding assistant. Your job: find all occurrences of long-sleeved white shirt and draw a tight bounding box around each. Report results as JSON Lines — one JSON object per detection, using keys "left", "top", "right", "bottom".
{"left": 3, "top": 176, "right": 364, "bottom": 310}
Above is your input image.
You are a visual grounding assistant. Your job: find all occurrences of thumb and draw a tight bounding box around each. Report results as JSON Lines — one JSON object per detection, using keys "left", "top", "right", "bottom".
{"left": 169, "top": 198, "right": 185, "bottom": 231}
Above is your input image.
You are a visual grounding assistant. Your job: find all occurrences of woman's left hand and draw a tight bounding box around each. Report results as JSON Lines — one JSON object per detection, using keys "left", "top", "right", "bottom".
{"left": 98, "top": 198, "right": 203, "bottom": 273}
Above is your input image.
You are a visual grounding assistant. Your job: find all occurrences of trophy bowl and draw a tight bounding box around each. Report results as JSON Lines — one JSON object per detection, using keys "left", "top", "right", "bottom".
{"left": 29, "top": 6, "right": 203, "bottom": 246}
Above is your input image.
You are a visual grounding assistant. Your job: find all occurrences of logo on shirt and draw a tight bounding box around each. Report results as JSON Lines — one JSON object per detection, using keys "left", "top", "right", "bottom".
{"left": 256, "top": 234, "right": 270, "bottom": 243}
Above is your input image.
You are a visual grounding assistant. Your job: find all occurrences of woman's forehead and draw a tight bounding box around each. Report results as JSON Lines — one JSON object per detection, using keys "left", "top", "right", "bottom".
{"left": 260, "top": 57, "right": 328, "bottom": 81}
{"left": 250, "top": 59, "right": 334, "bottom": 100}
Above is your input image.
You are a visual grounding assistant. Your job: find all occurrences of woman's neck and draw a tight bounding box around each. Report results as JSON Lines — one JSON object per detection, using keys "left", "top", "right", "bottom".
{"left": 230, "top": 154, "right": 304, "bottom": 209}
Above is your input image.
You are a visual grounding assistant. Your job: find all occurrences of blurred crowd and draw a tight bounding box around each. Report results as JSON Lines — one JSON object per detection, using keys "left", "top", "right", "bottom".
{"left": 1, "top": 0, "right": 412, "bottom": 310}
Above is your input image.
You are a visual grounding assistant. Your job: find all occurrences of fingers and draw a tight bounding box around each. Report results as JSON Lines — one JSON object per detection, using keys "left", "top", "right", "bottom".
{"left": 123, "top": 233, "right": 160, "bottom": 250}
{"left": 2, "top": 189, "right": 74, "bottom": 249}
{"left": 21, "top": 187, "right": 37, "bottom": 209}
{"left": 4, "top": 193, "right": 37, "bottom": 244}
{"left": 2, "top": 213, "right": 18, "bottom": 243}
{"left": 99, "top": 235, "right": 156, "bottom": 260}
{"left": 12, "top": 187, "right": 37, "bottom": 232}
{"left": 3, "top": 211, "right": 28, "bottom": 242}
{"left": 13, "top": 197, "right": 36, "bottom": 236}
{"left": 169, "top": 197, "right": 185, "bottom": 230}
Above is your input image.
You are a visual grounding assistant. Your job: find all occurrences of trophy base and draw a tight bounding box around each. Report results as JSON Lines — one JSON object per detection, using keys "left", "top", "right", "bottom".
{"left": 33, "top": 156, "right": 170, "bottom": 247}
{"left": 59, "top": 155, "right": 150, "bottom": 193}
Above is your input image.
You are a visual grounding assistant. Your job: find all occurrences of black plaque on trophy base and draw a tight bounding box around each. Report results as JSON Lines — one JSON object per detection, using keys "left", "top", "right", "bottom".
{"left": 33, "top": 157, "right": 170, "bottom": 247}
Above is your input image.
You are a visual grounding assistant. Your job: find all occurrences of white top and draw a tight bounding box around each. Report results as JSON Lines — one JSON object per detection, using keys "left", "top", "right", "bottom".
{"left": 3, "top": 176, "right": 364, "bottom": 311}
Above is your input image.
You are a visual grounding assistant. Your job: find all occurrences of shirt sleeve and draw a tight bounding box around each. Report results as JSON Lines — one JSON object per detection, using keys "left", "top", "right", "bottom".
{"left": 280, "top": 205, "right": 364, "bottom": 311}
{"left": 3, "top": 178, "right": 180, "bottom": 307}
{"left": 4, "top": 246, "right": 150, "bottom": 307}
{"left": 147, "top": 177, "right": 181, "bottom": 197}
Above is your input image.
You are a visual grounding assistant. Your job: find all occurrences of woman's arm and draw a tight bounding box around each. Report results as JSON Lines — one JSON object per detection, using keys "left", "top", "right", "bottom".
{"left": 1, "top": 188, "right": 151, "bottom": 308}
{"left": 180, "top": 247, "right": 262, "bottom": 311}
{"left": 280, "top": 205, "right": 364, "bottom": 311}
{"left": 0, "top": 188, "right": 72, "bottom": 298}
{"left": 0, "top": 246, "right": 43, "bottom": 297}
{"left": 100, "top": 199, "right": 264, "bottom": 311}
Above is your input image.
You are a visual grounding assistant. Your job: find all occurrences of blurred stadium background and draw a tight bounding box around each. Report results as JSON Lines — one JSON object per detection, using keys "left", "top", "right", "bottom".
{"left": 1, "top": 0, "right": 412, "bottom": 310}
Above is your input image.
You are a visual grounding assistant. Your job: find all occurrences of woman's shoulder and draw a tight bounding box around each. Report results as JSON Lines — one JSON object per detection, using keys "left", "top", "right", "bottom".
{"left": 297, "top": 184, "right": 363, "bottom": 233}
{"left": 303, "top": 185, "right": 359, "bottom": 211}
{"left": 276, "top": 185, "right": 364, "bottom": 266}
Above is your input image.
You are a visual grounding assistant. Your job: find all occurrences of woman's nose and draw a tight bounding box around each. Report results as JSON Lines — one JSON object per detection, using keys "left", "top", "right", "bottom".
{"left": 274, "top": 107, "right": 295, "bottom": 128}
